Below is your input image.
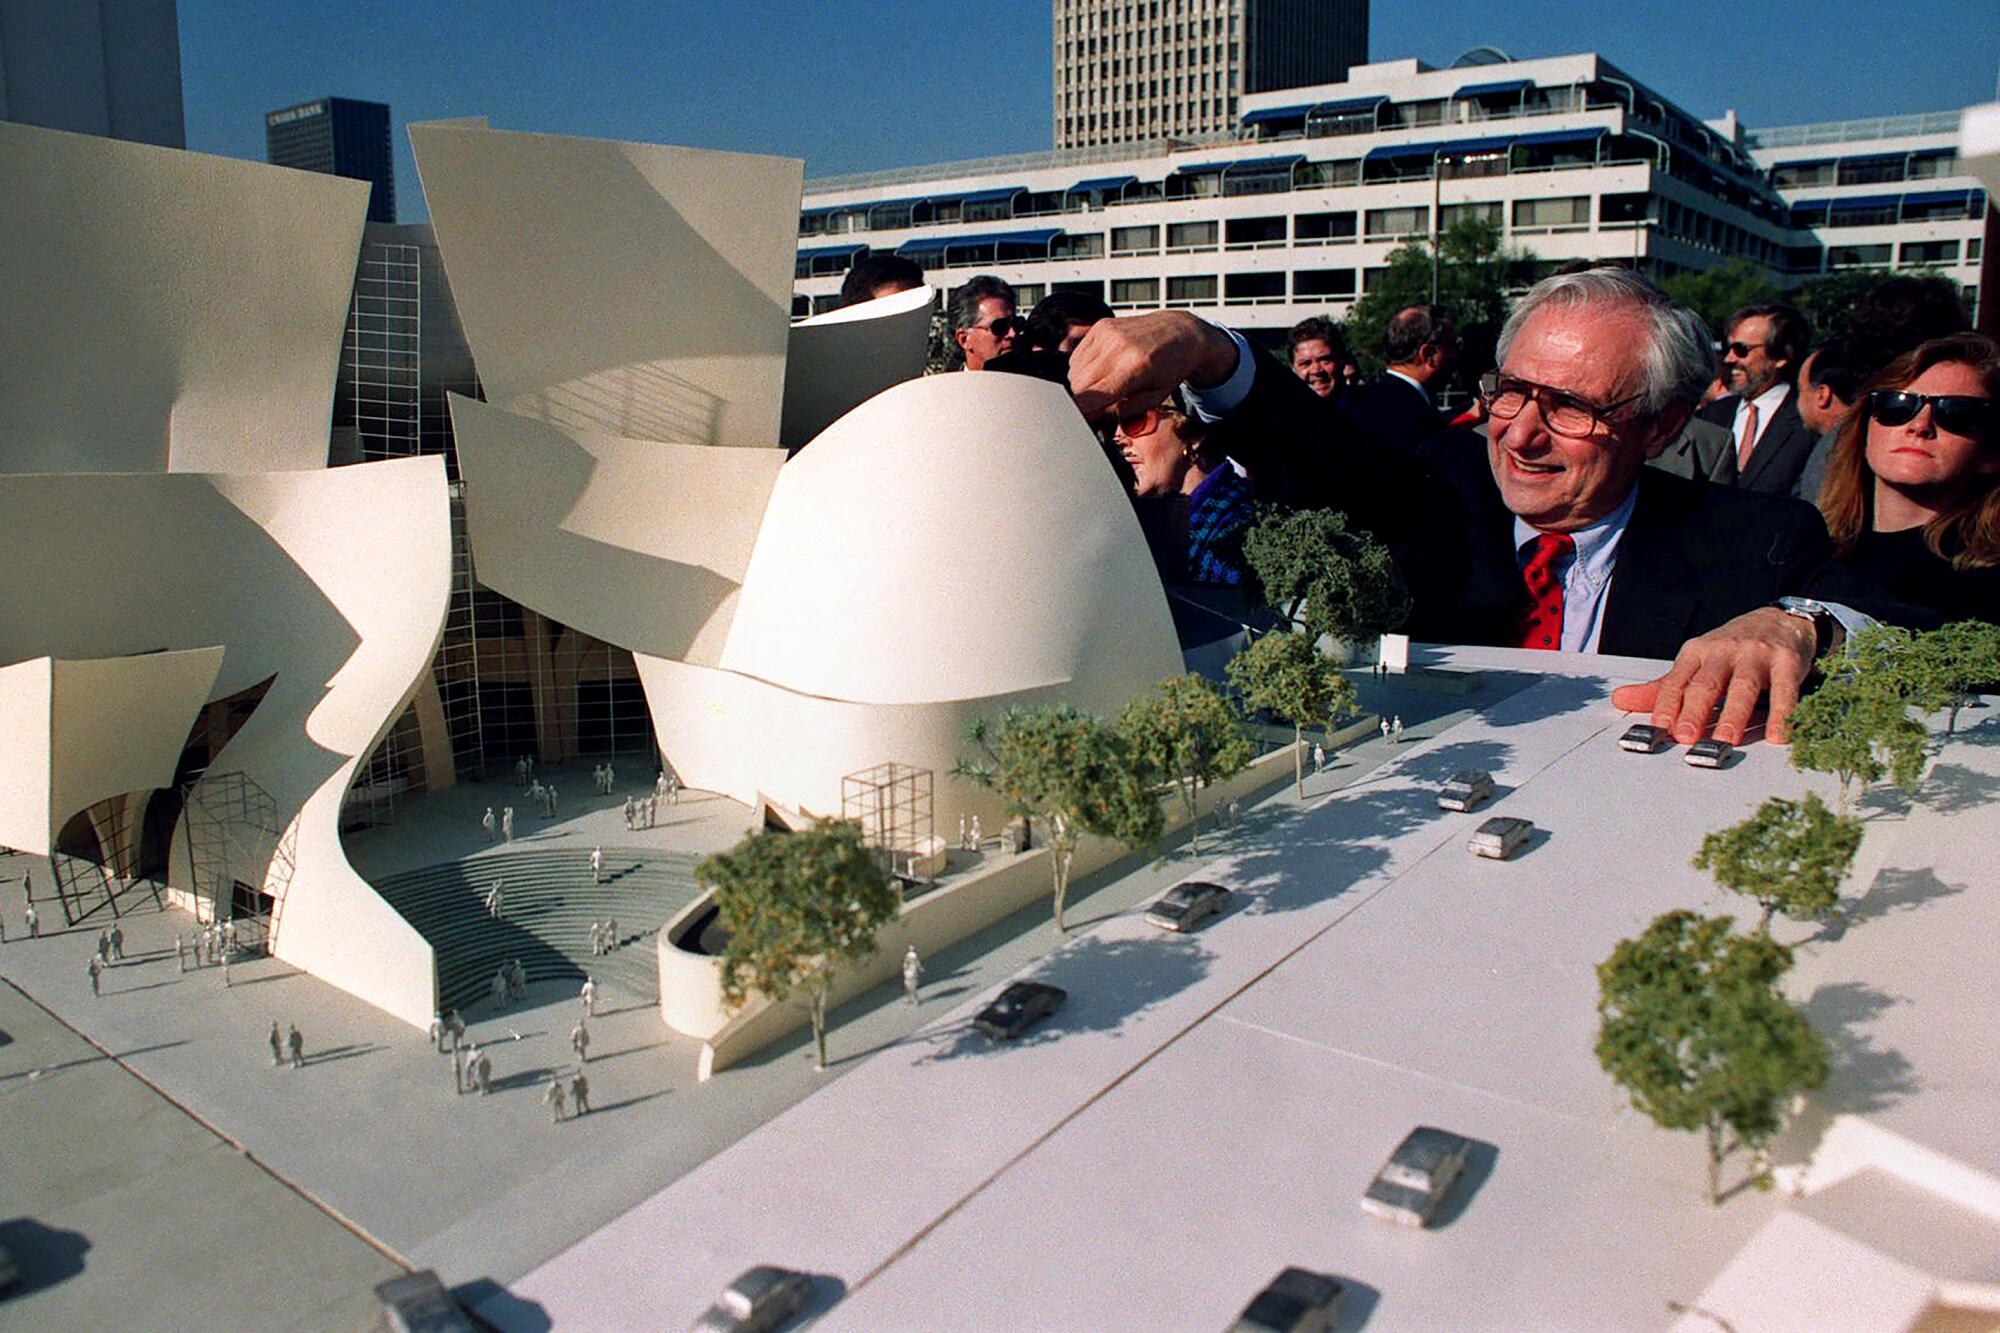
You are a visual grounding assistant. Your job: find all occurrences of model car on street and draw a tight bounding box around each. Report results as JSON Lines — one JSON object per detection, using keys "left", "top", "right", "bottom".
{"left": 1360, "top": 1125, "right": 1474, "bottom": 1228}
{"left": 1145, "top": 880, "right": 1233, "bottom": 932}
{"left": 691, "top": 1266, "right": 814, "bottom": 1333}
{"left": 1619, "top": 723, "right": 1667, "bottom": 753}
{"left": 974, "top": 981, "right": 1067, "bottom": 1040}
{"left": 1467, "top": 815, "right": 1534, "bottom": 860}
{"left": 374, "top": 1270, "right": 475, "bottom": 1333}
{"left": 1685, "top": 738, "right": 1734, "bottom": 768}
{"left": 1228, "top": 1267, "right": 1346, "bottom": 1332}
{"left": 1436, "top": 769, "right": 1495, "bottom": 812}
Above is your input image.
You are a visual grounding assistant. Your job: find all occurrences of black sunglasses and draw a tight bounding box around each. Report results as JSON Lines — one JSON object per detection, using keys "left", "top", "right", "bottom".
{"left": 975, "top": 316, "right": 1024, "bottom": 340}
{"left": 1868, "top": 389, "right": 1994, "bottom": 437}
{"left": 1723, "top": 340, "right": 1769, "bottom": 358}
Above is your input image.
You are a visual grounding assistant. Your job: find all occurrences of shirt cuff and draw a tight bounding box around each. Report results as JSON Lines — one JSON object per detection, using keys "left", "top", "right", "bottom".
{"left": 1182, "top": 325, "right": 1255, "bottom": 422}
{"left": 1821, "top": 602, "right": 1875, "bottom": 657}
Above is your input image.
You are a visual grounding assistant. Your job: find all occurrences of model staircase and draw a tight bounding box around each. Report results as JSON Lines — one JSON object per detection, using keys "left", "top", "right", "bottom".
{"left": 368, "top": 848, "right": 706, "bottom": 1014}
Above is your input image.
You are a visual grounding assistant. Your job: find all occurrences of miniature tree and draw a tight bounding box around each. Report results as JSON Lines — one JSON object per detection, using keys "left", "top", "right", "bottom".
{"left": 955, "top": 705, "right": 1164, "bottom": 931}
{"left": 1226, "top": 629, "right": 1357, "bottom": 798}
{"left": 1117, "top": 674, "right": 1253, "bottom": 854}
{"left": 1788, "top": 673, "right": 1927, "bottom": 813}
{"left": 1905, "top": 620, "right": 2000, "bottom": 735}
{"left": 1692, "top": 793, "right": 1862, "bottom": 934}
{"left": 699, "top": 818, "right": 900, "bottom": 1072}
{"left": 1242, "top": 508, "right": 1411, "bottom": 653}
{"left": 1595, "top": 911, "right": 1829, "bottom": 1205}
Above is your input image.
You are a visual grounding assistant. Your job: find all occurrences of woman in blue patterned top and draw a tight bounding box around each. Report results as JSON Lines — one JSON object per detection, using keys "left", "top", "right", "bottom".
{"left": 1116, "top": 395, "right": 1255, "bottom": 586}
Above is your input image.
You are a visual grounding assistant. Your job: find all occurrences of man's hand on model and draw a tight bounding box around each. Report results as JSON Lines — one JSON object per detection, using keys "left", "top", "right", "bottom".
{"left": 1609, "top": 607, "right": 1818, "bottom": 745}
{"left": 1068, "top": 311, "right": 1240, "bottom": 424}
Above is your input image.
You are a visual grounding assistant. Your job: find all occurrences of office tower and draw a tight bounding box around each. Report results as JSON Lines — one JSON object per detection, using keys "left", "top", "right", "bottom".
{"left": 0, "top": 0, "right": 186, "bottom": 147}
{"left": 1053, "top": 0, "right": 1368, "bottom": 149}
{"left": 266, "top": 96, "right": 396, "bottom": 224}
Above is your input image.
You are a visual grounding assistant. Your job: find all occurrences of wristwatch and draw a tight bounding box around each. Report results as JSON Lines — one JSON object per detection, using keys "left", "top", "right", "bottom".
{"left": 1773, "top": 596, "right": 1843, "bottom": 660}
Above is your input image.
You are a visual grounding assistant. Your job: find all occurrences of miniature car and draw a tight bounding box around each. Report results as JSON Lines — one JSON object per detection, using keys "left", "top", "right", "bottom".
{"left": 691, "top": 1266, "right": 813, "bottom": 1333}
{"left": 373, "top": 1270, "right": 475, "bottom": 1333}
{"left": 1228, "top": 1267, "right": 1346, "bottom": 1333}
{"left": 973, "top": 981, "right": 1067, "bottom": 1040}
{"left": 1360, "top": 1125, "right": 1474, "bottom": 1228}
{"left": 1618, "top": 723, "right": 1667, "bottom": 753}
{"left": 1145, "top": 879, "right": 1233, "bottom": 932}
{"left": 1435, "top": 768, "right": 1495, "bottom": 812}
{"left": 1685, "top": 738, "right": 1734, "bottom": 768}
{"left": 1467, "top": 815, "right": 1534, "bottom": 860}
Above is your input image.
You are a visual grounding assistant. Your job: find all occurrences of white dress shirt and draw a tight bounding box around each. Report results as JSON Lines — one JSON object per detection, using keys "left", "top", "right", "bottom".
{"left": 1512, "top": 485, "right": 1638, "bottom": 653}
{"left": 1730, "top": 381, "right": 1792, "bottom": 455}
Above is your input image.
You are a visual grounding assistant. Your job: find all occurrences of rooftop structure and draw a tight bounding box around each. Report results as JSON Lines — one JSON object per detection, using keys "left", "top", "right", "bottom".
{"left": 267, "top": 95, "right": 397, "bottom": 224}
{"left": 1053, "top": 0, "right": 1369, "bottom": 150}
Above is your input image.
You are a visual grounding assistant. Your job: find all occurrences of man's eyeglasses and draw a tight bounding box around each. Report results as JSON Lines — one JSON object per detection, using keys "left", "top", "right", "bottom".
{"left": 1724, "top": 340, "right": 1769, "bottom": 358}
{"left": 1479, "top": 372, "right": 1642, "bottom": 439}
{"left": 1867, "top": 389, "right": 1994, "bottom": 437}
{"left": 973, "top": 316, "right": 1024, "bottom": 340}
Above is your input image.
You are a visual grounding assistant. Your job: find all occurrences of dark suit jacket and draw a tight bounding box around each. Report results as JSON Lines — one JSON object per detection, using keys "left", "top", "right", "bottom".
{"left": 1340, "top": 373, "right": 1445, "bottom": 452}
{"left": 1698, "top": 388, "right": 1816, "bottom": 496}
{"left": 1207, "top": 352, "right": 1925, "bottom": 657}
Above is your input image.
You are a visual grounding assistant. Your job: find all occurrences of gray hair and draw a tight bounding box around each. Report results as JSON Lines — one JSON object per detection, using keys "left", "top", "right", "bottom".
{"left": 1496, "top": 268, "right": 1713, "bottom": 417}
{"left": 949, "top": 274, "right": 1016, "bottom": 332}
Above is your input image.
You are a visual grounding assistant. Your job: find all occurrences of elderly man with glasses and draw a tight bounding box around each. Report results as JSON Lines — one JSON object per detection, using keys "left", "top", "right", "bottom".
{"left": 1070, "top": 269, "right": 1922, "bottom": 747}
{"left": 950, "top": 274, "right": 1022, "bottom": 371}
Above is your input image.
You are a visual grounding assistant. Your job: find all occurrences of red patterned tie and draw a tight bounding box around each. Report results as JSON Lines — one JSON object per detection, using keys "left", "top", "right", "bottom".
{"left": 1514, "top": 532, "right": 1576, "bottom": 650}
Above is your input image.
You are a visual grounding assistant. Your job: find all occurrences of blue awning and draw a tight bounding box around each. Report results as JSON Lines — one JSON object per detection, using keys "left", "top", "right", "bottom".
{"left": 1899, "top": 189, "right": 1975, "bottom": 208}
{"left": 1308, "top": 95, "right": 1386, "bottom": 114}
{"left": 956, "top": 186, "right": 1026, "bottom": 205}
{"left": 1068, "top": 175, "right": 1136, "bottom": 193}
{"left": 1512, "top": 127, "right": 1606, "bottom": 149}
{"left": 1773, "top": 157, "right": 1835, "bottom": 171}
{"left": 1838, "top": 152, "right": 1907, "bottom": 167}
{"left": 895, "top": 238, "right": 950, "bottom": 258}
{"left": 948, "top": 228, "right": 1062, "bottom": 248}
{"left": 1242, "top": 103, "right": 1316, "bottom": 126}
{"left": 1224, "top": 154, "right": 1304, "bottom": 175}
{"left": 1172, "top": 160, "right": 1233, "bottom": 174}
{"left": 1454, "top": 79, "right": 1529, "bottom": 98}
{"left": 1364, "top": 141, "right": 1443, "bottom": 162}
{"left": 796, "top": 243, "right": 866, "bottom": 261}
{"left": 1435, "top": 135, "right": 1515, "bottom": 156}
{"left": 1829, "top": 193, "right": 1903, "bottom": 212}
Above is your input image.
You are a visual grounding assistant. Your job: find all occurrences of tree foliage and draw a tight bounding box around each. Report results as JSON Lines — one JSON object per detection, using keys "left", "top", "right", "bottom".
{"left": 1657, "top": 261, "right": 1779, "bottom": 344}
{"left": 1243, "top": 508, "right": 1410, "bottom": 649}
{"left": 1788, "top": 672, "right": 1928, "bottom": 813}
{"left": 1227, "top": 630, "right": 1357, "bottom": 798}
{"left": 1595, "top": 911, "right": 1828, "bottom": 1205}
{"left": 1341, "top": 219, "right": 1537, "bottom": 375}
{"left": 1693, "top": 793, "right": 1862, "bottom": 933}
{"left": 700, "top": 819, "right": 901, "bottom": 1071}
{"left": 954, "top": 705, "right": 1164, "bottom": 931}
{"left": 1117, "top": 674, "right": 1253, "bottom": 854}
{"left": 1903, "top": 621, "right": 2000, "bottom": 734}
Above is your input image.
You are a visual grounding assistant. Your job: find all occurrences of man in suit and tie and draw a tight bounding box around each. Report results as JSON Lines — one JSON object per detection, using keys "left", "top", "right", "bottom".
{"left": 1341, "top": 305, "right": 1458, "bottom": 451}
{"left": 1068, "top": 271, "right": 1914, "bottom": 748}
{"left": 1696, "top": 302, "right": 1815, "bottom": 496}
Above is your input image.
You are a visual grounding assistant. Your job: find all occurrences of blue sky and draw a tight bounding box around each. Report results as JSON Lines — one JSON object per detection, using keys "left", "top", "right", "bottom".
{"left": 177, "top": 0, "right": 2000, "bottom": 219}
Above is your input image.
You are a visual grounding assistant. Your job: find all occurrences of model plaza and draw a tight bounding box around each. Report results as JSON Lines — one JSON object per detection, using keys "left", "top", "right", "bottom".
{"left": 5, "top": 15, "right": 2000, "bottom": 1333}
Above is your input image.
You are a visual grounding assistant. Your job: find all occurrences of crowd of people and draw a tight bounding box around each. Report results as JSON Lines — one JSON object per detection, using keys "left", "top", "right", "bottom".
{"left": 830, "top": 259, "right": 1994, "bottom": 742}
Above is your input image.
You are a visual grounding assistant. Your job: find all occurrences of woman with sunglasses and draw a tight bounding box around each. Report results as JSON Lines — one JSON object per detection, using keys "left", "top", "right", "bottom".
{"left": 1818, "top": 332, "right": 2000, "bottom": 625}
{"left": 1116, "top": 394, "right": 1254, "bottom": 586}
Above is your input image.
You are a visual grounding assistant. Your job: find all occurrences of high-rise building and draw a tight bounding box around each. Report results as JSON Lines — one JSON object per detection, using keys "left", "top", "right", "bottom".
{"left": 266, "top": 96, "right": 396, "bottom": 224}
{"left": 1053, "top": 0, "right": 1368, "bottom": 150}
{"left": 0, "top": 0, "right": 185, "bottom": 148}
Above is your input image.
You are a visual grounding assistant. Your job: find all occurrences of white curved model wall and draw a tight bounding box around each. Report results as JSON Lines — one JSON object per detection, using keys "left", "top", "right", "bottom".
{"left": 0, "top": 459, "right": 452, "bottom": 1026}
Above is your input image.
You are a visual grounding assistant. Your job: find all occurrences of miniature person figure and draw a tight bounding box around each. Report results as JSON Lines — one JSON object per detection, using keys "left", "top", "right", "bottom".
{"left": 268, "top": 1019, "right": 283, "bottom": 1067}
{"left": 482, "top": 807, "right": 496, "bottom": 842}
{"left": 510, "top": 959, "right": 527, "bottom": 1002}
{"left": 571, "top": 1019, "right": 590, "bottom": 1064}
{"left": 957, "top": 814, "right": 968, "bottom": 850}
{"left": 903, "top": 945, "right": 923, "bottom": 1005}
{"left": 1312, "top": 743, "right": 1326, "bottom": 775}
{"left": 581, "top": 976, "right": 598, "bottom": 1017}
{"left": 623, "top": 796, "right": 635, "bottom": 830}
{"left": 1227, "top": 798, "right": 1242, "bottom": 828}
{"left": 668, "top": 773, "right": 680, "bottom": 805}
{"left": 528, "top": 779, "right": 544, "bottom": 810}
{"left": 490, "top": 969, "right": 507, "bottom": 1010}
{"left": 96, "top": 929, "right": 111, "bottom": 963}
{"left": 589, "top": 920, "right": 602, "bottom": 956}
{"left": 543, "top": 1077, "right": 567, "bottom": 1123}
{"left": 514, "top": 756, "right": 528, "bottom": 787}
{"left": 605, "top": 918, "right": 619, "bottom": 952}
{"left": 24, "top": 900, "right": 38, "bottom": 938}
{"left": 88, "top": 955, "right": 102, "bottom": 996}
{"left": 571, "top": 1071, "right": 590, "bottom": 1115}
{"left": 1392, "top": 715, "right": 1405, "bottom": 744}
{"left": 590, "top": 845, "right": 603, "bottom": 885}
{"left": 446, "top": 1010, "right": 465, "bottom": 1053}
{"left": 286, "top": 1024, "right": 304, "bottom": 1069}
{"left": 174, "top": 934, "right": 186, "bottom": 971}
{"left": 1380, "top": 718, "right": 1391, "bottom": 741}
{"left": 453, "top": 1043, "right": 467, "bottom": 1095}
{"left": 473, "top": 1048, "right": 492, "bottom": 1095}
{"left": 109, "top": 923, "right": 124, "bottom": 961}
{"left": 501, "top": 807, "right": 514, "bottom": 844}
{"left": 969, "top": 814, "right": 982, "bottom": 848}
{"left": 428, "top": 1012, "right": 445, "bottom": 1052}
{"left": 547, "top": 785, "right": 558, "bottom": 818}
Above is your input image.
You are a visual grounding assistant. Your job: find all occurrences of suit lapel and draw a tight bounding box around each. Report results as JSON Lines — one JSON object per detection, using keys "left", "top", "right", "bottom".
{"left": 1740, "top": 392, "right": 1806, "bottom": 490}
{"left": 1601, "top": 473, "right": 1700, "bottom": 658}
